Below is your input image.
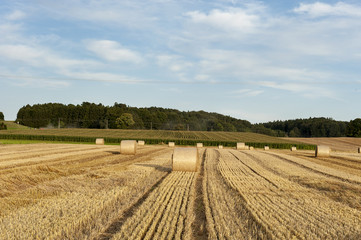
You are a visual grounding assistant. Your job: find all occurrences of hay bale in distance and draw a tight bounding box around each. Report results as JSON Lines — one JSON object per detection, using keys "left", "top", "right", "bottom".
{"left": 291, "top": 146, "right": 297, "bottom": 151}
{"left": 315, "top": 145, "right": 330, "bottom": 157}
{"left": 197, "top": 143, "right": 203, "bottom": 148}
{"left": 169, "top": 142, "right": 175, "bottom": 147}
{"left": 264, "top": 146, "right": 270, "bottom": 151}
{"left": 172, "top": 148, "right": 199, "bottom": 172}
{"left": 237, "top": 142, "right": 245, "bottom": 150}
{"left": 138, "top": 140, "right": 145, "bottom": 146}
{"left": 96, "top": 138, "right": 104, "bottom": 145}
{"left": 245, "top": 145, "right": 249, "bottom": 150}
{"left": 218, "top": 145, "right": 223, "bottom": 149}
{"left": 358, "top": 147, "right": 361, "bottom": 154}
{"left": 249, "top": 146, "right": 254, "bottom": 150}
{"left": 120, "top": 140, "right": 137, "bottom": 155}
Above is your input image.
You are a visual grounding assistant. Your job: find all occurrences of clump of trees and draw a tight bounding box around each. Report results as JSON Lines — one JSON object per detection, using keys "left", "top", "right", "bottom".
{"left": 15, "top": 103, "right": 361, "bottom": 138}
{"left": 15, "top": 102, "right": 253, "bottom": 132}
{"left": 0, "top": 112, "right": 6, "bottom": 130}
{"left": 346, "top": 118, "right": 361, "bottom": 137}
{"left": 259, "top": 117, "right": 348, "bottom": 137}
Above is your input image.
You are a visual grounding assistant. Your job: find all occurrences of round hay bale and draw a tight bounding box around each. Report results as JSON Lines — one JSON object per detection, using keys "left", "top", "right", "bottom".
{"left": 168, "top": 142, "right": 175, "bottom": 147}
{"left": 358, "top": 147, "right": 361, "bottom": 154}
{"left": 237, "top": 142, "right": 245, "bottom": 150}
{"left": 315, "top": 145, "right": 330, "bottom": 157}
{"left": 96, "top": 138, "right": 104, "bottom": 145}
{"left": 291, "top": 146, "right": 297, "bottom": 151}
{"left": 120, "top": 140, "right": 137, "bottom": 155}
{"left": 172, "top": 148, "right": 199, "bottom": 172}
{"left": 245, "top": 145, "right": 249, "bottom": 150}
{"left": 218, "top": 145, "right": 223, "bottom": 149}
{"left": 249, "top": 146, "right": 254, "bottom": 150}
{"left": 197, "top": 143, "right": 203, "bottom": 148}
{"left": 138, "top": 140, "right": 145, "bottom": 146}
{"left": 264, "top": 146, "right": 269, "bottom": 151}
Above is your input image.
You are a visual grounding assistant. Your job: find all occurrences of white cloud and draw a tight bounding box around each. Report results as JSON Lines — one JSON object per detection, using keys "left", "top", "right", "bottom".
{"left": 5, "top": 10, "right": 26, "bottom": 21}
{"left": 85, "top": 40, "right": 142, "bottom": 63}
{"left": 294, "top": 2, "right": 361, "bottom": 18}
{"left": 0, "top": 44, "right": 98, "bottom": 70}
{"left": 186, "top": 7, "right": 260, "bottom": 32}
{"left": 259, "top": 81, "right": 337, "bottom": 99}
{"left": 233, "top": 89, "right": 263, "bottom": 97}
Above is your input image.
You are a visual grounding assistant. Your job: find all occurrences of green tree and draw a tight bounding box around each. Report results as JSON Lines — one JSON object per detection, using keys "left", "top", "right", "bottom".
{"left": 0, "top": 111, "right": 4, "bottom": 120}
{"left": 116, "top": 113, "right": 135, "bottom": 129}
{"left": 346, "top": 118, "right": 361, "bottom": 137}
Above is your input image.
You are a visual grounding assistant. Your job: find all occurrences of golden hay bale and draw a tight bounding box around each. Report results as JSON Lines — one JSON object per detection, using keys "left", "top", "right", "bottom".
{"left": 291, "top": 146, "right": 297, "bottom": 151}
{"left": 358, "top": 147, "right": 361, "bottom": 153}
{"left": 138, "top": 140, "right": 145, "bottom": 146}
{"left": 169, "top": 142, "right": 175, "bottom": 147}
{"left": 315, "top": 145, "right": 330, "bottom": 157}
{"left": 197, "top": 143, "right": 203, "bottom": 148}
{"left": 120, "top": 140, "right": 137, "bottom": 155}
{"left": 96, "top": 138, "right": 104, "bottom": 145}
{"left": 172, "top": 148, "right": 199, "bottom": 172}
{"left": 245, "top": 145, "right": 249, "bottom": 150}
{"left": 249, "top": 146, "right": 254, "bottom": 150}
{"left": 264, "top": 146, "right": 269, "bottom": 151}
{"left": 218, "top": 145, "right": 223, "bottom": 149}
{"left": 237, "top": 142, "right": 245, "bottom": 150}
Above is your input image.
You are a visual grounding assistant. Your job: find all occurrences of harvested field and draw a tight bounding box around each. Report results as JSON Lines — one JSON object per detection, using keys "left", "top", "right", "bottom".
{"left": 288, "top": 137, "right": 361, "bottom": 152}
{"left": 0, "top": 144, "right": 360, "bottom": 239}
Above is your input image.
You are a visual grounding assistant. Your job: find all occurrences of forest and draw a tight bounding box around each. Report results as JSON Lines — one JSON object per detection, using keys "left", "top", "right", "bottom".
{"left": 13, "top": 102, "right": 361, "bottom": 137}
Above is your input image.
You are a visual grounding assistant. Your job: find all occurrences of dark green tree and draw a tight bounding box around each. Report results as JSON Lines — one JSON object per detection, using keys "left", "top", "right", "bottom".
{"left": 346, "top": 118, "right": 361, "bottom": 137}
{"left": 0, "top": 111, "right": 4, "bottom": 120}
{"left": 116, "top": 113, "right": 135, "bottom": 129}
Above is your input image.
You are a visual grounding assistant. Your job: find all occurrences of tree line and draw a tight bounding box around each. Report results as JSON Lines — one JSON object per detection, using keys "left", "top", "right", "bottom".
{"left": 0, "top": 111, "right": 7, "bottom": 130}
{"left": 15, "top": 102, "right": 255, "bottom": 132}
{"left": 14, "top": 103, "right": 361, "bottom": 137}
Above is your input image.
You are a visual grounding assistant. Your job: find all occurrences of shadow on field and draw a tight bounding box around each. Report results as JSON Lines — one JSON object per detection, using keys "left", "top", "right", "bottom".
{"left": 134, "top": 163, "right": 171, "bottom": 173}
{"left": 105, "top": 151, "right": 120, "bottom": 155}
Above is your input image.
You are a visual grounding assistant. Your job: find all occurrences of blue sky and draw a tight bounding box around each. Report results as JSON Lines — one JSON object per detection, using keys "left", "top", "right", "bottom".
{"left": 0, "top": 0, "right": 360, "bottom": 123}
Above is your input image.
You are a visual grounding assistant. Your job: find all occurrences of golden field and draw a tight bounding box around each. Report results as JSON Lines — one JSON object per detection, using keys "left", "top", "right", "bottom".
{"left": 0, "top": 143, "right": 360, "bottom": 239}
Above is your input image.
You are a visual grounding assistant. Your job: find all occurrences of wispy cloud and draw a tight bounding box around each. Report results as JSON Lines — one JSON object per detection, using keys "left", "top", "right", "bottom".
{"left": 233, "top": 89, "right": 264, "bottom": 97}
{"left": 5, "top": 10, "right": 26, "bottom": 21}
{"left": 85, "top": 40, "right": 143, "bottom": 63}
{"left": 294, "top": 2, "right": 361, "bottom": 18}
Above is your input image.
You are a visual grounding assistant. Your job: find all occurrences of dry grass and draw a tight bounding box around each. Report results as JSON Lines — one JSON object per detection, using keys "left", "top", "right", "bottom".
{"left": 1, "top": 144, "right": 361, "bottom": 239}
{"left": 288, "top": 137, "right": 361, "bottom": 152}
{"left": 0, "top": 144, "right": 172, "bottom": 239}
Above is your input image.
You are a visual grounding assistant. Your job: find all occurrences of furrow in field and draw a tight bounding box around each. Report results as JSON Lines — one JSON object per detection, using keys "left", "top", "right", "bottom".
{"left": 289, "top": 151, "right": 361, "bottom": 177}
{"left": 0, "top": 149, "right": 172, "bottom": 239}
{"left": 264, "top": 151, "right": 361, "bottom": 184}
{"left": 0, "top": 144, "right": 78, "bottom": 156}
{"left": 110, "top": 171, "right": 195, "bottom": 240}
{"left": 219, "top": 149, "right": 361, "bottom": 239}
{"left": 203, "top": 149, "right": 270, "bottom": 239}
{"left": 242, "top": 150, "right": 361, "bottom": 210}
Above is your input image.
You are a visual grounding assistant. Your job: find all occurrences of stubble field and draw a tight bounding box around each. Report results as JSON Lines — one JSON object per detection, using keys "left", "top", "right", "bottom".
{"left": 0, "top": 143, "right": 360, "bottom": 239}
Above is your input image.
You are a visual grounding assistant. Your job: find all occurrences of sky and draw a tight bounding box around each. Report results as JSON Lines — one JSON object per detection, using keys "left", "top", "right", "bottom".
{"left": 0, "top": 0, "right": 361, "bottom": 123}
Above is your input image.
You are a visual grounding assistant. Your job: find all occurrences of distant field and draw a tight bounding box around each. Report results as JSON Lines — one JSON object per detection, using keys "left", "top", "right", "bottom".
{"left": 0, "top": 121, "right": 32, "bottom": 130}
{"left": 0, "top": 128, "right": 315, "bottom": 149}
{"left": 287, "top": 137, "right": 361, "bottom": 152}
{"left": 0, "top": 128, "right": 290, "bottom": 142}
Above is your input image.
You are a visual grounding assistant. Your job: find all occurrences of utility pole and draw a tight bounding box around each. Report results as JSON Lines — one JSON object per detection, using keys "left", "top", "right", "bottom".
{"left": 105, "top": 119, "right": 109, "bottom": 129}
